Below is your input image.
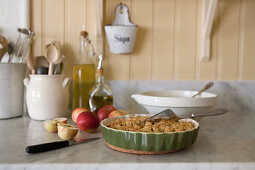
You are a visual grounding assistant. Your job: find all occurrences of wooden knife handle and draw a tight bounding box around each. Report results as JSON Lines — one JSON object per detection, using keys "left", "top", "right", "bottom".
{"left": 25, "top": 140, "right": 69, "bottom": 153}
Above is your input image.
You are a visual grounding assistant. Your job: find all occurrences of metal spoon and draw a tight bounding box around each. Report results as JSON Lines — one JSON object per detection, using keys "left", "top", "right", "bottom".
{"left": 192, "top": 82, "right": 214, "bottom": 98}
{"left": 140, "top": 108, "right": 228, "bottom": 124}
{"left": 45, "top": 41, "right": 61, "bottom": 75}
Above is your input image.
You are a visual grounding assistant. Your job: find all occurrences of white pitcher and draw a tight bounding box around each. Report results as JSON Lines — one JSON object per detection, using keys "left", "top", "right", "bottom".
{"left": 24, "top": 75, "right": 70, "bottom": 120}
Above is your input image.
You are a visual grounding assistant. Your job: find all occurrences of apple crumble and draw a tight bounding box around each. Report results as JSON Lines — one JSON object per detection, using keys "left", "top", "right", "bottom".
{"left": 106, "top": 116, "right": 194, "bottom": 133}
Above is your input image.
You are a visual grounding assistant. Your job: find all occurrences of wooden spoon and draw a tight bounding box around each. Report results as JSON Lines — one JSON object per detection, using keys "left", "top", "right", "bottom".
{"left": 0, "top": 35, "right": 8, "bottom": 62}
{"left": 45, "top": 41, "right": 61, "bottom": 75}
{"left": 27, "top": 53, "right": 36, "bottom": 74}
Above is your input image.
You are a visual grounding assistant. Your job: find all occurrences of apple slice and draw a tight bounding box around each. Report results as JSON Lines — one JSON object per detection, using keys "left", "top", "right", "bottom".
{"left": 57, "top": 123, "right": 78, "bottom": 140}
{"left": 43, "top": 117, "right": 67, "bottom": 133}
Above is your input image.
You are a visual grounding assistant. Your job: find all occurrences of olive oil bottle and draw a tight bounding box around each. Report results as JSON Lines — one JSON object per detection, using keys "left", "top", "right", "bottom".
{"left": 89, "top": 55, "right": 113, "bottom": 113}
{"left": 72, "top": 26, "right": 95, "bottom": 110}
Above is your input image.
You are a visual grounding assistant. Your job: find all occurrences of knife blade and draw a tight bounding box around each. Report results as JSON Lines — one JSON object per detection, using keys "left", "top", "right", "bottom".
{"left": 25, "top": 137, "right": 101, "bottom": 153}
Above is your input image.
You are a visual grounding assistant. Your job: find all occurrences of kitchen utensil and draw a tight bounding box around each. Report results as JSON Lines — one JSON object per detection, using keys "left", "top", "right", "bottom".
{"left": 54, "top": 55, "right": 66, "bottom": 75}
{"left": 140, "top": 108, "right": 227, "bottom": 125}
{"left": 9, "top": 28, "right": 34, "bottom": 63}
{"left": 0, "top": 63, "right": 26, "bottom": 119}
{"left": 7, "top": 43, "right": 14, "bottom": 55}
{"left": 101, "top": 114, "right": 199, "bottom": 154}
{"left": 45, "top": 41, "right": 61, "bottom": 75}
{"left": 27, "top": 53, "right": 36, "bottom": 74}
{"left": 36, "top": 56, "right": 49, "bottom": 67}
{"left": 104, "top": 3, "right": 137, "bottom": 54}
{"left": 25, "top": 137, "right": 101, "bottom": 153}
{"left": 0, "top": 35, "right": 8, "bottom": 62}
{"left": 131, "top": 90, "right": 217, "bottom": 117}
{"left": 36, "top": 66, "right": 48, "bottom": 75}
{"left": 192, "top": 82, "right": 214, "bottom": 98}
{"left": 24, "top": 75, "right": 70, "bottom": 120}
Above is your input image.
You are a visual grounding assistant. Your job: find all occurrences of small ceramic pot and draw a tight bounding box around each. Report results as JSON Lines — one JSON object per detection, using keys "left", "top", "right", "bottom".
{"left": 24, "top": 75, "right": 70, "bottom": 120}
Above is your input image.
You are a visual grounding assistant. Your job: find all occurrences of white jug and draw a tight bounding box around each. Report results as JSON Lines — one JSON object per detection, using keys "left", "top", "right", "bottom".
{"left": 24, "top": 75, "right": 70, "bottom": 120}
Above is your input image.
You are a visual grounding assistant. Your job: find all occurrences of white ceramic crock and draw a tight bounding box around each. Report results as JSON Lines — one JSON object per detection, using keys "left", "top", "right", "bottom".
{"left": 24, "top": 75, "right": 70, "bottom": 120}
{"left": 0, "top": 63, "right": 26, "bottom": 119}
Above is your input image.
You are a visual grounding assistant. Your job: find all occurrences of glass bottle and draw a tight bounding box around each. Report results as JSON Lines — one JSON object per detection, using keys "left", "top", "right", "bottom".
{"left": 72, "top": 26, "right": 95, "bottom": 110}
{"left": 89, "top": 55, "right": 113, "bottom": 114}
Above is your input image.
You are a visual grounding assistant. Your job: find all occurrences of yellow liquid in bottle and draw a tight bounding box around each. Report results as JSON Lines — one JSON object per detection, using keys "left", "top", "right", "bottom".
{"left": 89, "top": 95, "right": 113, "bottom": 114}
{"left": 72, "top": 64, "right": 95, "bottom": 110}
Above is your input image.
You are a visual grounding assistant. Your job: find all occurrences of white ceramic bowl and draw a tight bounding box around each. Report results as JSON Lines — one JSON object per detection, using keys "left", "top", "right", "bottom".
{"left": 131, "top": 90, "right": 217, "bottom": 118}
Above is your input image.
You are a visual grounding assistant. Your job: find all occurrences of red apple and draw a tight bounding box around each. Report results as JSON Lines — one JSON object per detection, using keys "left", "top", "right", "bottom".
{"left": 72, "top": 107, "right": 88, "bottom": 123}
{"left": 108, "top": 110, "right": 128, "bottom": 118}
{"left": 77, "top": 111, "right": 100, "bottom": 133}
{"left": 97, "top": 105, "right": 117, "bottom": 122}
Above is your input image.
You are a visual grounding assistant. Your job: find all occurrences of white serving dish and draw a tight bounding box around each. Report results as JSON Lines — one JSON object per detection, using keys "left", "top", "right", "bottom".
{"left": 131, "top": 90, "right": 217, "bottom": 118}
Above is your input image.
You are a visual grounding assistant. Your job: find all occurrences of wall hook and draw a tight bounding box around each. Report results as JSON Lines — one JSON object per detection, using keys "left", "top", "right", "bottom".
{"left": 201, "top": 0, "right": 218, "bottom": 61}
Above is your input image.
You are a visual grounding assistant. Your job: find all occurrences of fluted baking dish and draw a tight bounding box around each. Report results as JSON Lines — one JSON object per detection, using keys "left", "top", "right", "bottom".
{"left": 101, "top": 114, "right": 199, "bottom": 154}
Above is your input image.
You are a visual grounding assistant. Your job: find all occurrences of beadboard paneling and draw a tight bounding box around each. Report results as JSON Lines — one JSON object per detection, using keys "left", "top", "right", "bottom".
{"left": 174, "top": 0, "right": 197, "bottom": 80}
{"left": 31, "top": 0, "right": 255, "bottom": 80}
{"left": 240, "top": 0, "right": 255, "bottom": 80}
{"left": 152, "top": 0, "right": 174, "bottom": 80}
{"left": 130, "top": 0, "right": 153, "bottom": 80}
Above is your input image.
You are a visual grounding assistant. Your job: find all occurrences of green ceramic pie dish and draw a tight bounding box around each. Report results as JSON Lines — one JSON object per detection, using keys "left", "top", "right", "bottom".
{"left": 101, "top": 114, "right": 199, "bottom": 154}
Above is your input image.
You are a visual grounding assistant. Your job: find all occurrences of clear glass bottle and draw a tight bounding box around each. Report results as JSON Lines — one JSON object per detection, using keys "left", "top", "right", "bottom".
{"left": 72, "top": 26, "right": 95, "bottom": 110}
{"left": 89, "top": 55, "right": 113, "bottom": 114}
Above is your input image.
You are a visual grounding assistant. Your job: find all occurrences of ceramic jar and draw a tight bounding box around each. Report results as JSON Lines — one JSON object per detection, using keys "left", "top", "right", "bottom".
{"left": 0, "top": 63, "right": 26, "bottom": 119}
{"left": 24, "top": 75, "right": 70, "bottom": 120}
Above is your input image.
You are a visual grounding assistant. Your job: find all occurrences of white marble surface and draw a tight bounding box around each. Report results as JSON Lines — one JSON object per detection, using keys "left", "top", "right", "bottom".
{"left": 1, "top": 80, "right": 255, "bottom": 170}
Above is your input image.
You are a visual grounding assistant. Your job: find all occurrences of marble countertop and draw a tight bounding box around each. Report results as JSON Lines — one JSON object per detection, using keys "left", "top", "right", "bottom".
{"left": 1, "top": 80, "right": 255, "bottom": 170}
{"left": 0, "top": 110, "right": 254, "bottom": 170}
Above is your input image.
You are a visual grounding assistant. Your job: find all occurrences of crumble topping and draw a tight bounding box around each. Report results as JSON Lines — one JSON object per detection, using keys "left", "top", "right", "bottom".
{"left": 106, "top": 116, "right": 194, "bottom": 133}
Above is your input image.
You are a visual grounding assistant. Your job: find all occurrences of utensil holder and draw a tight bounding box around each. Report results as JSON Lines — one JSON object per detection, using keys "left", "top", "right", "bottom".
{"left": 104, "top": 3, "right": 137, "bottom": 54}
{"left": 0, "top": 63, "right": 26, "bottom": 119}
{"left": 24, "top": 75, "right": 70, "bottom": 120}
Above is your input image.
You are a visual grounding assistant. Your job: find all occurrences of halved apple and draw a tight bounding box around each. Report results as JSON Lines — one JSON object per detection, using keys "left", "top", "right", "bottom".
{"left": 57, "top": 123, "right": 78, "bottom": 140}
{"left": 43, "top": 117, "right": 67, "bottom": 133}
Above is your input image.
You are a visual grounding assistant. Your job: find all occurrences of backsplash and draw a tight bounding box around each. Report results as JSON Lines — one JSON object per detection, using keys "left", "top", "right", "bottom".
{"left": 31, "top": 0, "right": 255, "bottom": 80}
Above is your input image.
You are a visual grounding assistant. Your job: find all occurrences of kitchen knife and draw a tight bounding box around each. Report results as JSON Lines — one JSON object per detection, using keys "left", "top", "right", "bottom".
{"left": 25, "top": 137, "right": 101, "bottom": 153}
